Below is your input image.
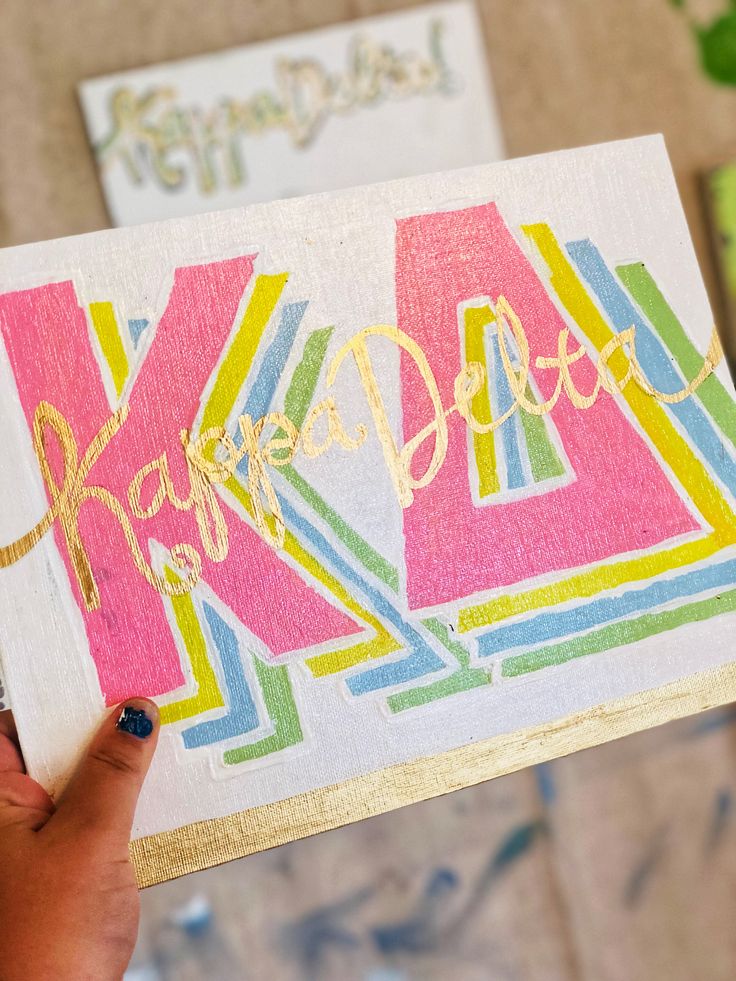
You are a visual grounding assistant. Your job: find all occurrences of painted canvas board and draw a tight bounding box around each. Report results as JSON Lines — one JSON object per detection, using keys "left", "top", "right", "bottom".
{"left": 1, "top": 135, "right": 736, "bottom": 886}
{"left": 703, "top": 162, "right": 736, "bottom": 338}
{"left": 78, "top": 0, "right": 503, "bottom": 227}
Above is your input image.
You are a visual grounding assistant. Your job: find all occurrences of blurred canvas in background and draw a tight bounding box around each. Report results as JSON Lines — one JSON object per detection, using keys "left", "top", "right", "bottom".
{"left": 78, "top": 1, "right": 502, "bottom": 224}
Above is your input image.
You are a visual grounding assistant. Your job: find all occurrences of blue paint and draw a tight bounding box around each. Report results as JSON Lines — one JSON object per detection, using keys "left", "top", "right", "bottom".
{"left": 687, "top": 704, "right": 736, "bottom": 738}
{"left": 477, "top": 557, "right": 736, "bottom": 658}
{"left": 623, "top": 827, "right": 668, "bottom": 907}
{"left": 363, "top": 970, "right": 409, "bottom": 981}
{"left": 568, "top": 239, "right": 736, "bottom": 496}
{"left": 227, "top": 297, "right": 446, "bottom": 697}
{"left": 181, "top": 602, "right": 261, "bottom": 749}
{"left": 706, "top": 788, "right": 733, "bottom": 853}
{"left": 281, "top": 886, "right": 373, "bottom": 979}
{"left": 372, "top": 868, "right": 459, "bottom": 955}
{"left": 535, "top": 762, "right": 557, "bottom": 805}
{"left": 277, "top": 495, "right": 447, "bottom": 695}
{"left": 490, "top": 331, "right": 526, "bottom": 490}
{"left": 127, "top": 318, "right": 149, "bottom": 346}
{"left": 487, "top": 821, "right": 544, "bottom": 876}
{"left": 170, "top": 895, "right": 214, "bottom": 938}
{"left": 242, "top": 301, "right": 307, "bottom": 422}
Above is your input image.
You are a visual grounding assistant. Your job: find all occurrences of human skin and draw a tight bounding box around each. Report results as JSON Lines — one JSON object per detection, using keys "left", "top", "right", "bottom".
{"left": 0, "top": 699, "right": 159, "bottom": 981}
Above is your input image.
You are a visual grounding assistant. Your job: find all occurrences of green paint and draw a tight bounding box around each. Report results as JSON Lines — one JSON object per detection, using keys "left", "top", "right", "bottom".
{"left": 387, "top": 619, "right": 491, "bottom": 713}
{"left": 518, "top": 385, "right": 566, "bottom": 482}
{"left": 617, "top": 261, "right": 736, "bottom": 448}
{"left": 281, "top": 463, "right": 400, "bottom": 591}
{"left": 223, "top": 657, "right": 303, "bottom": 764}
{"left": 707, "top": 164, "right": 736, "bottom": 298}
{"left": 502, "top": 588, "right": 736, "bottom": 677}
{"left": 284, "top": 326, "right": 333, "bottom": 429}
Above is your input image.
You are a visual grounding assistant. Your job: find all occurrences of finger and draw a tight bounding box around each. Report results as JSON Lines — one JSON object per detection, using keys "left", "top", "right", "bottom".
{"left": 50, "top": 699, "right": 159, "bottom": 843}
{"left": 0, "top": 709, "right": 19, "bottom": 743}
{"left": 0, "top": 711, "right": 24, "bottom": 773}
{"left": 0, "top": 770, "right": 55, "bottom": 831}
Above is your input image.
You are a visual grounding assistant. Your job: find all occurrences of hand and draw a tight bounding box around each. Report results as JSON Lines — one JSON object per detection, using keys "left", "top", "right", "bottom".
{"left": 0, "top": 699, "right": 159, "bottom": 981}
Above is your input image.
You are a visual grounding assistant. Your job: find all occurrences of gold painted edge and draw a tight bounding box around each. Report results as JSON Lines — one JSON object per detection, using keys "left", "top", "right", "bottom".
{"left": 130, "top": 662, "right": 736, "bottom": 888}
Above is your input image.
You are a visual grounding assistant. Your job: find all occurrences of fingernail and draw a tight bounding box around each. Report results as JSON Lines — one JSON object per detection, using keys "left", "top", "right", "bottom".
{"left": 116, "top": 705, "right": 155, "bottom": 740}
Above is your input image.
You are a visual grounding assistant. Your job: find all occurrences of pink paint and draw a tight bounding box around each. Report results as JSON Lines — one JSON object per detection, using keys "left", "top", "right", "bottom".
{"left": 396, "top": 203, "right": 700, "bottom": 610}
{"left": 0, "top": 260, "right": 360, "bottom": 704}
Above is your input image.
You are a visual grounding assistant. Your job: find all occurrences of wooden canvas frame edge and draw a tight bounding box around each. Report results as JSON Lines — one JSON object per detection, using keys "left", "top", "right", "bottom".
{"left": 130, "top": 660, "right": 736, "bottom": 887}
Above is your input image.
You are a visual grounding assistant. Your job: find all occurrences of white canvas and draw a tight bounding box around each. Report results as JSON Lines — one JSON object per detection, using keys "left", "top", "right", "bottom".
{"left": 0, "top": 137, "right": 735, "bottom": 878}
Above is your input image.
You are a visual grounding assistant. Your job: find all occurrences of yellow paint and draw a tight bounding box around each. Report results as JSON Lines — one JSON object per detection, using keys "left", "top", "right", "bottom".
{"left": 458, "top": 533, "right": 722, "bottom": 631}
{"left": 159, "top": 567, "right": 225, "bottom": 725}
{"left": 464, "top": 305, "right": 500, "bottom": 496}
{"left": 523, "top": 224, "right": 736, "bottom": 536}
{"left": 89, "top": 301, "right": 130, "bottom": 399}
{"left": 200, "top": 274, "right": 288, "bottom": 436}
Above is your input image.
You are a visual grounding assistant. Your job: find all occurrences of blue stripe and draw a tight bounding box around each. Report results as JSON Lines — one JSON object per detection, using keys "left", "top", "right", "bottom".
{"left": 490, "top": 332, "right": 526, "bottom": 490}
{"left": 277, "top": 495, "right": 447, "bottom": 696}
{"left": 181, "top": 602, "right": 261, "bottom": 748}
{"left": 127, "top": 318, "right": 149, "bottom": 346}
{"left": 567, "top": 240, "right": 736, "bottom": 497}
{"left": 243, "top": 301, "right": 307, "bottom": 422}
{"left": 476, "top": 557, "right": 736, "bottom": 658}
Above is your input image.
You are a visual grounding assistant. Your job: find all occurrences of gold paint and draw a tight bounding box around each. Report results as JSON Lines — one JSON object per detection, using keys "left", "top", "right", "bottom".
{"left": 130, "top": 660, "right": 736, "bottom": 887}
{"left": 0, "top": 305, "right": 723, "bottom": 601}
{"left": 327, "top": 325, "right": 448, "bottom": 506}
{"left": 0, "top": 401, "right": 201, "bottom": 609}
{"left": 300, "top": 397, "right": 367, "bottom": 459}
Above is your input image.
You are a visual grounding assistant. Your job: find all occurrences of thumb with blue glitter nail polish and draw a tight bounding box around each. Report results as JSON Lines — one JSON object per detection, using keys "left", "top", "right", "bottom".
{"left": 0, "top": 697, "right": 160, "bottom": 980}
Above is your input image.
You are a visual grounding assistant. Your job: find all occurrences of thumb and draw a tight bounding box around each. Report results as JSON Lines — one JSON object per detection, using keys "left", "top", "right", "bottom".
{"left": 50, "top": 698, "right": 159, "bottom": 843}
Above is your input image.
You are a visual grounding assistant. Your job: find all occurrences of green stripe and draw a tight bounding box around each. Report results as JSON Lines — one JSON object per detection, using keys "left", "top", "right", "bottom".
{"left": 388, "top": 619, "right": 491, "bottom": 713}
{"left": 518, "top": 386, "right": 566, "bottom": 482}
{"left": 616, "top": 261, "right": 736, "bottom": 448}
{"left": 501, "top": 588, "right": 736, "bottom": 677}
{"left": 285, "top": 326, "right": 333, "bottom": 428}
{"left": 281, "top": 463, "right": 400, "bottom": 591}
{"left": 277, "top": 327, "right": 398, "bottom": 588}
{"left": 223, "top": 657, "right": 302, "bottom": 764}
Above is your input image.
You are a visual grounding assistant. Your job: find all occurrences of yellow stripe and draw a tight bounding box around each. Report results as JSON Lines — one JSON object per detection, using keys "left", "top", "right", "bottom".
{"left": 522, "top": 224, "right": 736, "bottom": 536}
{"left": 159, "top": 568, "right": 225, "bottom": 725}
{"left": 200, "top": 274, "right": 288, "bottom": 434}
{"left": 89, "top": 301, "right": 130, "bottom": 399}
{"left": 458, "top": 533, "right": 722, "bottom": 631}
{"left": 224, "top": 477, "right": 402, "bottom": 677}
{"left": 464, "top": 305, "right": 500, "bottom": 496}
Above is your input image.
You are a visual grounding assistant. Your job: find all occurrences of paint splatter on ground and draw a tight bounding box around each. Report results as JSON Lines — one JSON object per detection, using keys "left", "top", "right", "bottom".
{"left": 623, "top": 826, "right": 669, "bottom": 908}
{"left": 705, "top": 789, "right": 734, "bottom": 854}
